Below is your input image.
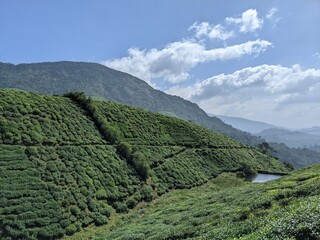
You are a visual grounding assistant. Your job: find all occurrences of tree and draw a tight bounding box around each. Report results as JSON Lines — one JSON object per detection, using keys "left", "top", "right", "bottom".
{"left": 117, "top": 141, "right": 132, "bottom": 160}
{"left": 132, "top": 152, "right": 150, "bottom": 181}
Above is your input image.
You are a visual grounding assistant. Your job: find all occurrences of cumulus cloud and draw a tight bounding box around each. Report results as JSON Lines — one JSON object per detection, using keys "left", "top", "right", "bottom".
{"left": 167, "top": 64, "right": 320, "bottom": 128}
{"left": 103, "top": 39, "right": 271, "bottom": 84}
{"left": 226, "top": 9, "right": 263, "bottom": 33}
{"left": 189, "top": 22, "right": 234, "bottom": 41}
{"left": 102, "top": 8, "right": 272, "bottom": 85}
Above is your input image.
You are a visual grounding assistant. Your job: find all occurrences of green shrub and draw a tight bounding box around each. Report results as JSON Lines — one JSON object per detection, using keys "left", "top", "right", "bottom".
{"left": 114, "top": 202, "right": 128, "bottom": 213}
{"left": 117, "top": 141, "right": 132, "bottom": 160}
{"left": 59, "top": 219, "right": 71, "bottom": 228}
{"left": 96, "top": 189, "right": 108, "bottom": 200}
{"left": 132, "top": 152, "right": 150, "bottom": 181}
{"left": 70, "top": 206, "right": 81, "bottom": 216}
{"left": 126, "top": 197, "right": 138, "bottom": 209}
{"left": 238, "top": 162, "right": 257, "bottom": 179}
{"left": 91, "top": 213, "right": 108, "bottom": 226}
{"left": 65, "top": 224, "right": 77, "bottom": 235}
{"left": 140, "top": 186, "right": 153, "bottom": 202}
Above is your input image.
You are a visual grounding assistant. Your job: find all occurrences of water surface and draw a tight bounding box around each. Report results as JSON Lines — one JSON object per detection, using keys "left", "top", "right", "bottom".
{"left": 251, "top": 173, "right": 282, "bottom": 183}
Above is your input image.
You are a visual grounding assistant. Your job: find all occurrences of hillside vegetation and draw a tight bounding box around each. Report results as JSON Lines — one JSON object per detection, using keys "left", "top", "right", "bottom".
{"left": 1, "top": 61, "right": 319, "bottom": 167}
{"left": 0, "top": 89, "right": 289, "bottom": 239}
{"left": 67, "top": 164, "right": 320, "bottom": 240}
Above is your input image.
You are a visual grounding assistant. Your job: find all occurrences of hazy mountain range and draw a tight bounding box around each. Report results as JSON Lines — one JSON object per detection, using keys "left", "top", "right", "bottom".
{"left": 215, "top": 115, "right": 278, "bottom": 134}
{"left": 217, "top": 114, "right": 320, "bottom": 149}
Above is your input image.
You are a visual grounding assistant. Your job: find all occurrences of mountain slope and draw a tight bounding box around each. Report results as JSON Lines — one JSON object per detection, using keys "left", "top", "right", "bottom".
{"left": 216, "top": 115, "right": 279, "bottom": 134}
{"left": 1, "top": 61, "right": 319, "bottom": 167}
{"left": 0, "top": 89, "right": 289, "bottom": 239}
{"left": 67, "top": 164, "right": 320, "bottom": 240}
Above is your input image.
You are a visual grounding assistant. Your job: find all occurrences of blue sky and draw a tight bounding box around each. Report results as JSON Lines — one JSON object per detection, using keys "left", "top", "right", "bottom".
{"left": 1, "top": 0, "right": 320, "bottom": 128}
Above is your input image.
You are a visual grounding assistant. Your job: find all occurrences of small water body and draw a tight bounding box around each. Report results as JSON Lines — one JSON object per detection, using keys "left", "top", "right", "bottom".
{"left": 251, "top": 173, "right": 282, "bottom": 183}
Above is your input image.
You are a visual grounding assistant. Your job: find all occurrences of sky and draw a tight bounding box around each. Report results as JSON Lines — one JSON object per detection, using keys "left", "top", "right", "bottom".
{"left": 1, "top": 0, "right": 320, "bottom": 128}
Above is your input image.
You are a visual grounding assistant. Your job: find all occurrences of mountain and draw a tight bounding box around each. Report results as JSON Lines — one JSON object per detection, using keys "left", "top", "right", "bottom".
{"left": 298, "top": 126, "right": 320, "bottom": 136}
{"left": 216, "top": 115, "right": 279, "bottom": 134}
{"left": 0, "top": 61, "right": 214, "bottom": 122}
{"left": 1, "top": 61, "right": 320, "bottom": 167}
{"left": 0, "top": 89, "right": 290, "bottom": 239}
{"left": 67, "top": 164, "right": 320, "bottom": 240}
{"left": 258, "top": 128, "right": 320, "bottom": 148}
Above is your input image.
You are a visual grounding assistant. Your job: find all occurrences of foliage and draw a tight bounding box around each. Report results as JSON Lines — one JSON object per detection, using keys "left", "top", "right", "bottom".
{"left": 64, "top": 92, "right": 120, "bottom": 144}
{"left": 0, "top": 145, "right": 65, "bottom": 239}
{"left": 67, "top": 165, "right": 320, "bottom": 240}
{"left": 0, "top": 89, "right": 104, "bottom": 146}
{"left": 237, "top": 162, "right": 257, "bottom": 179}
{"left": 269, "top": 142, "right": 320, "bottom": 168}
{"left": 116, "top": 141, "right": 132, "bottom": 160}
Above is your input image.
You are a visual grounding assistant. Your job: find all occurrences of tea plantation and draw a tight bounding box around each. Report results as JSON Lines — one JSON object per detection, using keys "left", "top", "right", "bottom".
{"left": 68, "top": 164, "right": 320, "bottom": 240}
{"left": 0, "top": 89, "right": 290, "bottom": 239}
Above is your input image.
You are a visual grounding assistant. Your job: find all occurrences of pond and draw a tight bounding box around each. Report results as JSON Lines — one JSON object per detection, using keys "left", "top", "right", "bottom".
{"left": 251, "top": 173, "right": 283, "bottom": 183}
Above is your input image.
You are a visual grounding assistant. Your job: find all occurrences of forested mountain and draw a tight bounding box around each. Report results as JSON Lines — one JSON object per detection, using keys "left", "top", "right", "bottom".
{"left": 0, "top": 89, "right": 290, "bottom": 239}
{"left": 1, "top": 61, "right": 320, "bottom": 167}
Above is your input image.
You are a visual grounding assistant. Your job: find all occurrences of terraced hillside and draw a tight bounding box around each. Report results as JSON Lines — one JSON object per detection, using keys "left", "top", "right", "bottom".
{"left": 0, "top": 89, "right": 290, "bottom": 239}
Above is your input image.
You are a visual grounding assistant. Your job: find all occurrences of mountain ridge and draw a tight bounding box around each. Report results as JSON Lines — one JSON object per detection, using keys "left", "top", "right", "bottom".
{"left": 215, "top": 114, "right": 279, "bottom": 134}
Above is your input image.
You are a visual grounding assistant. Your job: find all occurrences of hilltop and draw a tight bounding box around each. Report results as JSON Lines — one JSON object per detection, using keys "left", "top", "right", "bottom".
{"left": 1, "top": 61, "right": 319, "bottom": 167}
{"left": 0, "top": 89, "right": 289, "bottom": 239}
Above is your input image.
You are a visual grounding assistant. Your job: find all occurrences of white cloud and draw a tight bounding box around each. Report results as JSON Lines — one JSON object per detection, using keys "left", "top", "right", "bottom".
{"left": 167, "top": 64, "right": 320, "bottom": 128}
{"left": 189, "top": 22, "right": 210, "bottom": 38}
{"left": 313, "top": 52, "right": 320, "bottom": 59}
{"left": 102, "top": 8, "right": 272, "bottom": 85}
{"left": 266, "top": 7, "right": 277, "bottom": 20}
{"left": 266, "top": 7, "right": 281, "bottom": 27}
{"left": 103, "top": 39, "right": 271, "bottom": 84}
{"left": 226, "top": 9, "right": 263, "bottom": 33}
{"left": 189, "top": 22, "right": 234, "bottom": 41}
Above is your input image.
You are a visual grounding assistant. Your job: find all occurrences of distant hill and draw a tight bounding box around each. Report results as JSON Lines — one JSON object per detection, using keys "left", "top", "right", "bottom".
{"left": 298, "top": 126, "right": 320, "bottom": 136}
{"left": 258, "top": 128, "right": 320, "bottom": 148}
{"left": 0, "top": 89, "right": 289, "bottom": 239}
{"left": 1, "top": 61, "right": 320, "bottom": 167}
{"left": 216, "top": 115, "right": 279, "bottom": 134}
